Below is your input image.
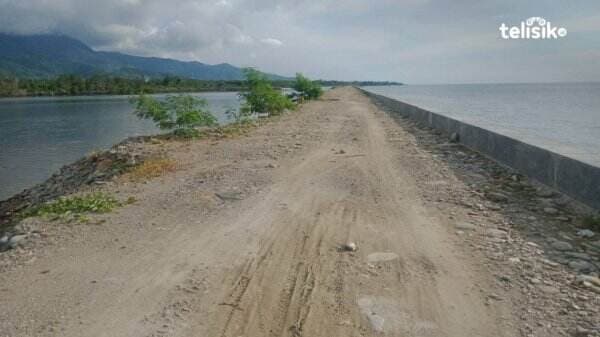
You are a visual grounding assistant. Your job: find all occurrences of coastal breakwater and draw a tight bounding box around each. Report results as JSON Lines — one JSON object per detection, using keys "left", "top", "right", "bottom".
{"left": 360, "top": 89, "right": 600, "bottom": 211}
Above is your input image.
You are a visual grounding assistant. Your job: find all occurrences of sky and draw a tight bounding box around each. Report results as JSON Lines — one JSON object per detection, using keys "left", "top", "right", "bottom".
{"left": 1, "top": 0, "right": 599, "bottom": 84}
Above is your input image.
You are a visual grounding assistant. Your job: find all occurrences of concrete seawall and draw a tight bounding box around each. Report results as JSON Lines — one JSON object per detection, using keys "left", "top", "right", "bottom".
{"left": 361, "top": 89, "right": 600, "bottom": 211}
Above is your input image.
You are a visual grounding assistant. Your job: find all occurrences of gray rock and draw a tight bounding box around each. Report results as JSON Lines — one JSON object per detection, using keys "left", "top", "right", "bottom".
{"left": 536, "top": 189, "right": 555, "bottom": 198}
{"left": 455, "top": 222, "right": 477, "bottom": 231}
{"left": 575, "top": 275, "right": 600, "bottom": 287}
{"left": 343, "top": 242, "right": 357, "bottom": 252}
{"left": 449, "top": 132, "right": 459, "bottom": 143}
{"left": 566, "top": 252, "right": 592, "bottom": 261}
{"left": 575, "top": 326, "right": 591, "bottom": 337}
{"left": 550, "top": 240, "right": 573, "bottom": 251}
{"left": 543, "top": 207, "right": 559, "bottom": 215}
{"left": 484, "top": 228, "right": 507, "bottom": 238}
{"left": 568, "top": 260, "right": 596, "bottom": 272}
{"left": 8, "top": 234, "right": 27, "bottom": 249}
{"left": 486, "top": 192, "right": 508, "bottom": 203}
{"left": 576, "top": 229, "right": 595, "bottom": 238}
{"left": 0, "top": 235, "right": 9, "bottom": 252}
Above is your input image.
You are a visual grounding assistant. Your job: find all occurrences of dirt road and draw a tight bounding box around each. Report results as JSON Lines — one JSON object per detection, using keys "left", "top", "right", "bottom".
{"left": 0, "top": 87, "right": 534, "bottom": 336}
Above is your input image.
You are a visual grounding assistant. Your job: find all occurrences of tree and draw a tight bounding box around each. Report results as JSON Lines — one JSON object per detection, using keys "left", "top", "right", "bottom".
{"left": 133, "top": 94, "right": 217, "bottom": 137}
{"left": 239, "top": 68, "right": 294, "bottom": 116}
{"left": 293, "top": 73, "right": 323, "bottom": 100}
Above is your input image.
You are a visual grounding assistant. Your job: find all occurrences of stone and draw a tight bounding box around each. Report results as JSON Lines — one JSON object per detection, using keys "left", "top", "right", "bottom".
{"left": 484, "top": 228, "right": 506, "bottom": 238}
{"left": 0, "top": 235, "right": 9, "bottom": 252}
{"left": 488, "top": 293, "right": 503, "bottom": 301}
{"left": 536, "top": 189, "right": 555, "bottom": 198}
{"left": 8, "top": 234, "right": 27, "bottom": 249}
{"left": 486, "top": 192, "right": 508, "bottom": 203}
{"left": 568, "top": 260, "right": 595, "bottom": 273}
{"left": 343, "top": 242, "right": 357, "bottom": 252}
{"left": 449, "top": 132, "right": 459, "bottom": 143}
{"left": 543, "top": 207, "right": 559, "bottom": 215}
{"left": 566, "top": 252, "right": 592, "bottom": 261}
{"left": 455, "top": 222, "right": 477, "bottom": 231}
{"left": 366, "top": 312, "right": 385, "bottom": 332}
{"left": 576, "top": 229, "right": 595, "bottom": 238}
{"left": 575, "top": 275, "right": 600, "bottom": 287}
{"left": 550, "top": 240, "right": 573, "bottom": 251}
{"left": 575, "top": 326, "right": 591, "bottom": 337}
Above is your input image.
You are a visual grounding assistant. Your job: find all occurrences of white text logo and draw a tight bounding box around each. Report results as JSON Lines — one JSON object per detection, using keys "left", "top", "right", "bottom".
{"left": 499, "top": 17, "right": 567, "bottom": 39}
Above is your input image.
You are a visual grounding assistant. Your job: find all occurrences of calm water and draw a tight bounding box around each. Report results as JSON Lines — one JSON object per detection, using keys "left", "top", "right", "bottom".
{"left": 363, "top": 83, "right": 600, "bottom": 167}
{"left": 0, "top": 92, "right": 240, "bottom": 200}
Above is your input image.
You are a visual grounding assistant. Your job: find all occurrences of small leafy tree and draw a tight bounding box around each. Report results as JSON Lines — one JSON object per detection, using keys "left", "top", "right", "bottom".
{"left": 240, "top": 68, "right": 294, "bottom": 116}
{"left": 293, "top": 73, "right": 323, "bottom": 100}
{"left": 133, "top": 94, "right": 217, "bottom": 137}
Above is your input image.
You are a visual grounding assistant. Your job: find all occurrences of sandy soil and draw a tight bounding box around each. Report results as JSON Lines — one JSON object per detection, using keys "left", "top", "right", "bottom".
{"left": 0, "top": 87, "right": 596, "bottom": 337}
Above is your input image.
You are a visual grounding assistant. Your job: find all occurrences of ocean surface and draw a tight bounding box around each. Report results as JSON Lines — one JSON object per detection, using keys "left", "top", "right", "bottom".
{"left": 362, "top": 83, "right": 600, "bottom": 167}
{"left": 0, "top": 92, "right": 241, "bottom": 200}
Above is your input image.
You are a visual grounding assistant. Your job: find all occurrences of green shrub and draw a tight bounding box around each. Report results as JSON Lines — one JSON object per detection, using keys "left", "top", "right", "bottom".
{"left": 239, "top": 68, "right": 294, "bottom": 116}
{"left": 293, "top": 73, "right": 323, "bottom": 100}
{"left": 133, "top": 94, "right": 217, "bottom": 137}
{"left": 21, "top": 193, "right": 121, "bottom": 220}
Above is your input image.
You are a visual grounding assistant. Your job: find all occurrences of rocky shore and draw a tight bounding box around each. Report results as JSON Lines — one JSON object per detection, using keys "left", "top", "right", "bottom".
{"left": 0, "top": 137, "right": 151, "bottom": 232}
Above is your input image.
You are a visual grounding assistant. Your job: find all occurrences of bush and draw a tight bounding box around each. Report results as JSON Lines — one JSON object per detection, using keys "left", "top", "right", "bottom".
{"left": 293, "top": 73, "right": 323, "bottom": 100}
{"left": 21, "top": 193, "right": 120, "bottom": 221}
{"left": 133, "top": 94, "right": 217, "bottom": 137}
{"left": 240, "top": 68, "right": 294, "bottom": 116}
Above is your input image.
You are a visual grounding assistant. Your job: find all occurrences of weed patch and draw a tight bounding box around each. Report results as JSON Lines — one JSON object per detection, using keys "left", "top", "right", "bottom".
{"left": 21, "top": 193, "right": 120, "bottom": 221}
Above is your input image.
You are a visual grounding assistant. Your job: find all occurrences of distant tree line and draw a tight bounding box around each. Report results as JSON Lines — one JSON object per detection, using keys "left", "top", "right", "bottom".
{"left": 0, "top": 74, "right": 401, "bottom": 98}
{"left": 0, "top": 75, "right": 251, "bottom": 97}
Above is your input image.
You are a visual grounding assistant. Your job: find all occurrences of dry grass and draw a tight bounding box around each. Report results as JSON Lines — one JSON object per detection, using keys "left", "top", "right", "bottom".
{"left": 127, "top": 158, "right": 177, "bottom": 182}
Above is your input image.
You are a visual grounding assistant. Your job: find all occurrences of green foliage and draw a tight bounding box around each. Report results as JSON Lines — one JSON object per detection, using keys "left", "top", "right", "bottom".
{"left": 133, "top": 94, "right": 217, "bottom": 137}
{"left": 21, "top": 193, "right": 120, "bottom": 221}
{"left": 239, "top": 68, "right": 294, "bottom": 116}
{"left": 293, "top": 73, "right": 323, "bottom": 100}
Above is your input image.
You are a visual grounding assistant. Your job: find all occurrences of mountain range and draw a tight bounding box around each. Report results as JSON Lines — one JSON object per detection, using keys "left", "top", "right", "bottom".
{"left": 0, "top": 33, "right": 286, "bottom": 80}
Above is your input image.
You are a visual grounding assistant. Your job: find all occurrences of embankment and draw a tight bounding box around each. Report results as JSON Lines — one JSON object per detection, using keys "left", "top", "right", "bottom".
{"left": 360, "top": 89, "right": 600, "bottom": 211}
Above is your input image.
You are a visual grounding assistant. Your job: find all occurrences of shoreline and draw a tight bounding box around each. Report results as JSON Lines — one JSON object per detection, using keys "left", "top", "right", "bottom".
{"left": 0, "top": 87, "right": 598, "bottom": 336}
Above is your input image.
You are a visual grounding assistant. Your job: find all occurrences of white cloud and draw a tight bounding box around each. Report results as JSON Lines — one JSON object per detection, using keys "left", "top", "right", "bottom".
{"left": 0, "top": 0, "right": 599, "bottom": 82}
{"left": 260, "top": 37, "right": 283, "bottom": 47}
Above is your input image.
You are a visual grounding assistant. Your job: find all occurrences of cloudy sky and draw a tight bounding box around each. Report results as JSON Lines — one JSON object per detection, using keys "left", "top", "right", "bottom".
{"left": 1, "top": 0, "right": 600, "bottom": 83}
